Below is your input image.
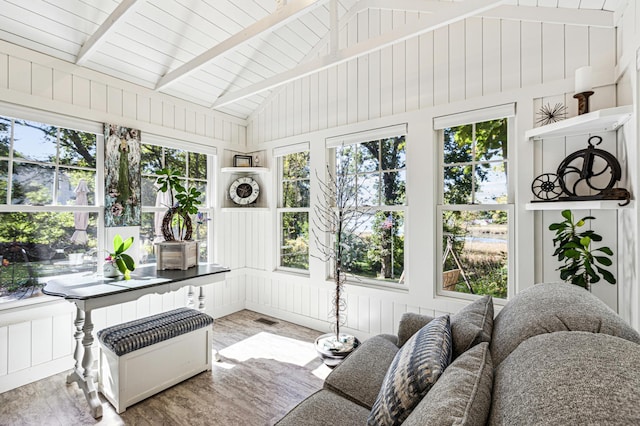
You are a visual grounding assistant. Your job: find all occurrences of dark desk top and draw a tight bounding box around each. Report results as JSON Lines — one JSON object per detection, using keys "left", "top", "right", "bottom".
{"left": 43, "top": 264, "right": 230, "bottom": 301}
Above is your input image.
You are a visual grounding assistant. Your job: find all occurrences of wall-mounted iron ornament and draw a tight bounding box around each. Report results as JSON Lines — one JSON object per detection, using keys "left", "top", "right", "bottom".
{"left": 531, "top": 135, "right": 631, "bottom": 206}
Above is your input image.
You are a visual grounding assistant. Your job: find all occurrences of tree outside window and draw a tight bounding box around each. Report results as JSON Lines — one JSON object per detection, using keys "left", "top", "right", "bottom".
{"left": 441, "top": 118, "right": 510, "bottom": 299}
{"left": 333, "top": 136, "right": 406, "bottom": 284}
{"left": 279, "top": 151, "right": 310, "bottom": 270}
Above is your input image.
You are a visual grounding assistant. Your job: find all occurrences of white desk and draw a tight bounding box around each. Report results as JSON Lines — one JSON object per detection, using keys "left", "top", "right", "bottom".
{"left": 42, "top": 264, "right": 229, "bottom": 418}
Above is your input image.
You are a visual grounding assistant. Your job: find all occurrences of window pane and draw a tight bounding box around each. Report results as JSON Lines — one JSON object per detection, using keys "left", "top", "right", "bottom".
{"left": 142, "top": 176, "right": 159, "bottom": 207}
{"left": 283, "top": 180, "right": 310, "bottom": 208}
{"left": 165, "top": 148, "right": 186, "bottom": 175}
{"left": 188, "top": 152, "right": 207, "bottom": 179}
{"left": 345, "top": 211, "right": 404, "bottom": 283}
{"left": 193, "top": 212, "right": 210, "bottom": 263}
{"left": 443, "top": 165, "right": 472, "bottom": 204}
{"left": 336, "top": 145, "right": 356, "bottom": 175}
{"left": 0, "top": 212, "right": 99, "bottom": 303}
{"left": 139, "top": 212, "right": 156, "bottom": 264}
{"left": 283, "top": 152, "right": 310, "bottom": 179}
{"left": 381, "top": 171, "right": 406, "bottom": 205}
{"left": 443, "top": 125, "right": 472, "bottom": 165}
{"left": 58, "top": 129, "right": 97, "bottom": 168}
{"left": 0, "top": 117, "right": 11, "bottom": 157}
{"left": 381, "top": 136, "right": 406, "bottom": 170}
{"left": 0, "top": 160, "right": 8, "bottom": 204}
{"left": 475, "top": 162, "right": 508, "bottom": 204}
{"left": 141, "top": 145, "right": 163, "bottom": 175}
{"left": 358, "top": 141, "right": 379, "bottom": 173}
{"left": 357, "top": 172, "right": 379, "bottom": 206}
{"left": 280, "top": 211, "right": 309, "bottom": 270}
{"left": 58, "top": 169, "right": 96, "bottom": 206}
{"left": 13, "top": 120, "right": 57, "bottom": 163}
{"left": 12, "top": 162, "right": 54, "bottom": 205}
{"left": 475, "top": 119, "right": 507, "bottom": 162}
{"left": 441, "top": 210, "right": 508, "bottom": 299}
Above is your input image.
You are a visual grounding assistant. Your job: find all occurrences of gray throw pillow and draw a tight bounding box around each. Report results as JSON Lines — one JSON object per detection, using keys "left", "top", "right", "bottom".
{"left": 403, "top": 342, "right": 493, "bottom": 426}
{"left": 368, "top": 315, "right": 452, "bottom": 426}
{"left": 451, "top": 295, "right": 493, "bottom": 359}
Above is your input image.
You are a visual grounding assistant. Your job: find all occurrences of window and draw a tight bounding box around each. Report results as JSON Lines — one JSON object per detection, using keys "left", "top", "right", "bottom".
{"left": 277, "top": 145, "right": 310, "bottom": 271}
{"left": 140, "top": 144, "right": 211, "bottom": 265}
{"left": 437, "top": 106, "right": 514, "bottom": 299}
{"left": 0, "top": 115, "right": 99, "bottom": 303}
{"left": 329, "top": 127, "right": 406, "bottom": 285}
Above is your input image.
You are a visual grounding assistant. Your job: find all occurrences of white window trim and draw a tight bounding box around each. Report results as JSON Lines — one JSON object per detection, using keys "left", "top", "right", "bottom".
{"left": 436, "top": 110, "right": 515, "bottom": 300}
{"left": 276, "top": 147, "right": 310, "bottom": 274}
{"left": 325, "top": 127, "right": 408, "bottom": 288}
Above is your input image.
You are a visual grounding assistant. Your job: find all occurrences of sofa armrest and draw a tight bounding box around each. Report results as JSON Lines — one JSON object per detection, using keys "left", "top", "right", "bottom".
{"left": 397, "top": 313, "right": 434, "bottom": 347}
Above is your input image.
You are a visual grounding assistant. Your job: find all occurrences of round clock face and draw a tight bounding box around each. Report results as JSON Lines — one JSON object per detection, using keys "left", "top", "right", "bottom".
{"left": 229, "top": 176, "right": 260, "bottom": 205}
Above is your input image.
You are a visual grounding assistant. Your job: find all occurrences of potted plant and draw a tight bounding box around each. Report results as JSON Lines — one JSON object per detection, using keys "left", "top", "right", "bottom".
{"left": 154, "top": 168, "right": 203, "bottom": 270}
{"left": 312, "top": 158, "right": 369, "bottom": 366}
{"left": 549, "top": 209, "right": 616, "bottom": 290}
{"left": 104, "top": 234, "right": 135, "bottom": 279}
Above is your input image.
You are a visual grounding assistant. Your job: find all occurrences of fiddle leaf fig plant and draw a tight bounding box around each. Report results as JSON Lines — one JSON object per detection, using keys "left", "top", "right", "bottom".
{"left": 549, "top": 210, "right": 616, "bottom": 289}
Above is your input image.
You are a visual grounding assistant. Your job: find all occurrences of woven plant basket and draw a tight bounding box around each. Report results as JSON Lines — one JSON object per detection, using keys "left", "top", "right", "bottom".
{"left": 161, "top": 207, "right": 193, "bottom": 241}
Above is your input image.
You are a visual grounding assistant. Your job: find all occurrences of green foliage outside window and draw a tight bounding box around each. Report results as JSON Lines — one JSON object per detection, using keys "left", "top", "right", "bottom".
{"left": 280, "top": 152, "right": 310, "bottom": 270}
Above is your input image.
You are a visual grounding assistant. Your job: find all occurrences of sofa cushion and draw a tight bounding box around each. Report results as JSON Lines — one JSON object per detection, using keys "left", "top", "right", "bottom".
{"left": 368, "top": 315, "right": 452, "bottom": 426}
{"left": 403, "top": 342, "right": 493, "bottom": 426}
{"left": 275, "top": 390, "right": 370, "bottom": 426}
{"left": 324, "top": 335, "right": 399, "bottom": 409}
{"left": 490, "top": 283, "right": 640, "bottom": 366}
{"left": 397, "top": 312, "right": 434, "bottom": 347}
{"left": 451, "top": 295, "right": 494, "bottom": 359}
{"left": 489, "top": 331, "right": 640, "bottom": 425}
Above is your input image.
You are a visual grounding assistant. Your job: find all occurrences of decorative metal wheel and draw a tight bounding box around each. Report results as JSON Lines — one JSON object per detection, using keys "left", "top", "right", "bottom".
{"left": 531, "top": 173, "right": 563, "bottom": 200}
{"left": 556, "top": 136, "right": 621, "bottom": 197}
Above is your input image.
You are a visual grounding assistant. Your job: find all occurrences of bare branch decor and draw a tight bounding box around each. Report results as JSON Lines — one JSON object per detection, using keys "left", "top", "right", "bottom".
{"left": 312, "top": 153, "right": 370, "bottom": 360}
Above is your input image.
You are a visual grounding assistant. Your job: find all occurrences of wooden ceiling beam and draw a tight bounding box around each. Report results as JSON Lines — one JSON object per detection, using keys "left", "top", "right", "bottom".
{"left": 76, "top": 0, "right": 143, "bottom": 66}
{"left": 212, "top": 0, "right": 505, "bottom": 108}
{"left": 154, "top": 0, "right": 328, "bottom": 92}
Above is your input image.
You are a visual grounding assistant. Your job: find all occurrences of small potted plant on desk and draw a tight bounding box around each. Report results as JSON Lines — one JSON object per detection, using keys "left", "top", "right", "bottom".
{"left": 104, "top": 234, "right": 135, "bottom": 279}
{"left": 155, "top": 168, "right": 202, "bottom": 270}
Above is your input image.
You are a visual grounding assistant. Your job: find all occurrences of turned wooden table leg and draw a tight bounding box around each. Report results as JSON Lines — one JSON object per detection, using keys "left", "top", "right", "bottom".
{"left": 67, "top": 307, "right": 85, "bottom": 384}
{"left": 80, "top": 310, "right": 103, "bottom": 418}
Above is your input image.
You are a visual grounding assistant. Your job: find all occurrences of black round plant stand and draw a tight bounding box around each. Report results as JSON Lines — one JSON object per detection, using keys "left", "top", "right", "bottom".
{"left": 315, "top": 333, "right": 360, "bottom": 368}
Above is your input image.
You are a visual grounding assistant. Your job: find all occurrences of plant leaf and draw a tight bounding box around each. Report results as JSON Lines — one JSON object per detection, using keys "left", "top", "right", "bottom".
{"left": 120, "top": 253, "right": 136, "bottom": 271}
{"left": 594, "top": 256, "right": 612, "bottom": 266}
{"left": 561, "top": 210, "right": 572, "bottom": 220}
{"left": 597, "top": 247, "right": 614, "bottom": 255}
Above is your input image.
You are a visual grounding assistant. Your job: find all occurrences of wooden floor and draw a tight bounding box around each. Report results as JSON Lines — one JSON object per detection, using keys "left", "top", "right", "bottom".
{"left": 0, "top": 310, "right": 331, "bottom": 426}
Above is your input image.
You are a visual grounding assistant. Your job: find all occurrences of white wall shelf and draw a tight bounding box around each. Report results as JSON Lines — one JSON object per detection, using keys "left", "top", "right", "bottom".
{"left": 525, "top": 200, "right": 634, "bottom": 210}
{"left": 525, "top": 105, "right": 633, "bottom": 141}
{"left": 221, "top": 207, "right": 270, "bottom": 212}
{"left": 221, "top": 167, "right": 270, "bottom": 174}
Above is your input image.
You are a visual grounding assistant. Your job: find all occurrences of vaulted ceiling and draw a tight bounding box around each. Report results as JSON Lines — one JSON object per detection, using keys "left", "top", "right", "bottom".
{"left": 0, "top": 0, "right": 624, "bottom": 120}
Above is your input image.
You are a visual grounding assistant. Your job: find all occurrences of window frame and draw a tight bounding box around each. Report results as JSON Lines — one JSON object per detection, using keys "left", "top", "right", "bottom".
{"left": 325, "top": 126, "right": 408, "bottom": 289}
{"left": 276, "top": 147, "right": 310, "bottom": 274}
{"left": 436, "top": 109, "right": 515, "bottom": 301}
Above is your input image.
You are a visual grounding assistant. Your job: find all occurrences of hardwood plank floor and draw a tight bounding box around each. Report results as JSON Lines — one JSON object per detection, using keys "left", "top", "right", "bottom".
{"left": 0, "top": 310, "right": 331, "bottom": 426}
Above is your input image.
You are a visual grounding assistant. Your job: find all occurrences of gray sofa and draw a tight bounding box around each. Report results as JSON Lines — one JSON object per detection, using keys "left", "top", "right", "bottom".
{"left": 276, "top": 283, "right": 640, "bottom": 425}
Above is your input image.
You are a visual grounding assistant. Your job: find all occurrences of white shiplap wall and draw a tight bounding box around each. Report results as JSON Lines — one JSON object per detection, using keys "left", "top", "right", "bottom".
{"left": 614, "top": 0, "right": 640, "bottom": 331}
{"left": 0, "top": 40, "right": 248, "bottom": 392}
{"left": 241, "top": 12, "right": 629, "bottom": 337}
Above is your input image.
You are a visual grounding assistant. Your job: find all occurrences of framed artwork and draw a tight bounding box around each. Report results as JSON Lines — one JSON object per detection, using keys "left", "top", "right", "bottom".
{"left": 233, "top": 155, "right": 253, "bottom": 167}
{"left": 104, "top": 124, "right": 141, "bottom": 227}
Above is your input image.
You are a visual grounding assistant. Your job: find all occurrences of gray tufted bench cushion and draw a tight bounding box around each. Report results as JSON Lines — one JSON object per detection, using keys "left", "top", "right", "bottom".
{"left": 98, "top": 307, "right": 213, "bottom": 356}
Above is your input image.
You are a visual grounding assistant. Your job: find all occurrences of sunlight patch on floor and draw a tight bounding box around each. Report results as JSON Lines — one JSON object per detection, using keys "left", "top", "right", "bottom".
{"left": 312, "top": 364, "right": 332, "bottom": 380}
{"left": 218, "top": 332, "right": 318, "bottom": 367}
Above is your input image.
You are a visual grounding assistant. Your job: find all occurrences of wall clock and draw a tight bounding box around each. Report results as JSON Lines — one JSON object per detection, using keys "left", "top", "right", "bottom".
{"left": 229, "top": 176, "right": 260, "bottom": 205}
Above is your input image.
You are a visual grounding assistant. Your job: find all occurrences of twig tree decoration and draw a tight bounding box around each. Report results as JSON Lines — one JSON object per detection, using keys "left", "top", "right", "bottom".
{"left": 312, "top": 154, "right": 370, "bottom": 344}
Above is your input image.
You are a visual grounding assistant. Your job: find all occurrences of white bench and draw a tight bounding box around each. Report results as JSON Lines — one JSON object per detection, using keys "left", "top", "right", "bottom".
{"left": 97, "top": 307, "right": 213, "bottom": 413}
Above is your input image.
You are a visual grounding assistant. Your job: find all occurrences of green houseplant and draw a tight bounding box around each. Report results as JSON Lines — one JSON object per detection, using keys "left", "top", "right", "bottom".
{"left": 155, "top": 168, "right": 202, "bottom": 241}
{"left": 104, "top": 234, "right": 135, "bottom": 278}
{"left": 548, "top": 210, "right": 615, "bottom": 289}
